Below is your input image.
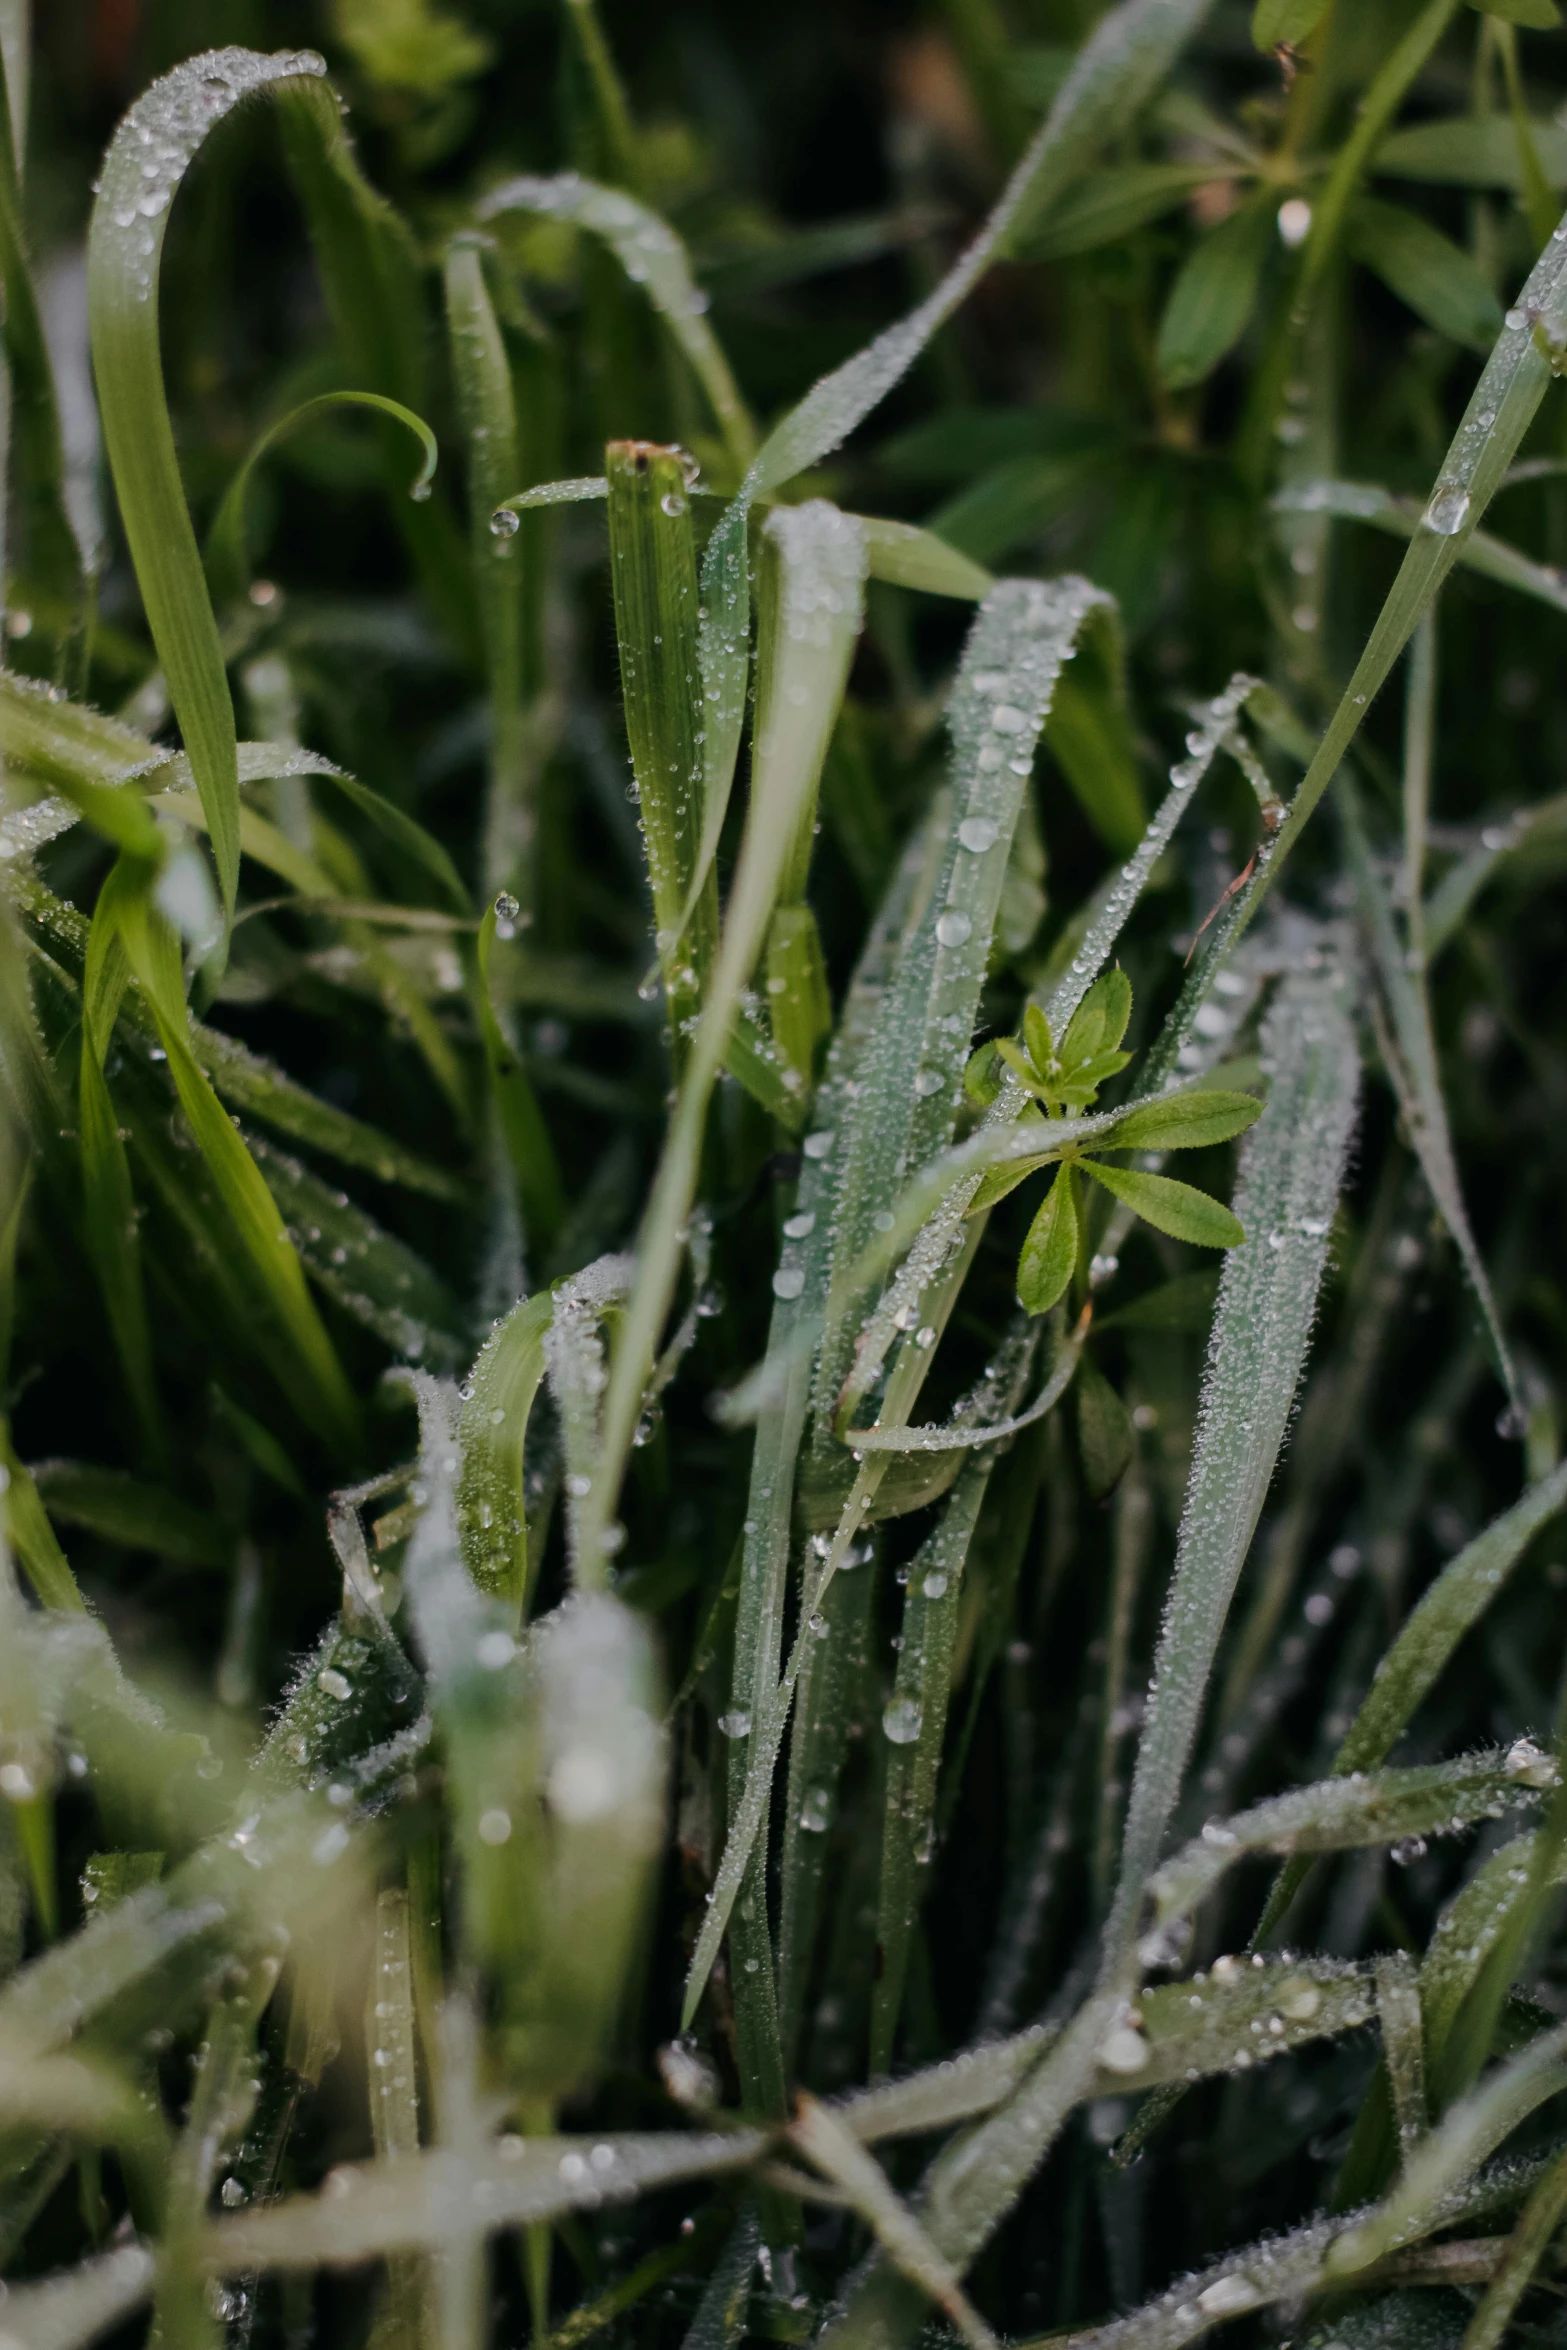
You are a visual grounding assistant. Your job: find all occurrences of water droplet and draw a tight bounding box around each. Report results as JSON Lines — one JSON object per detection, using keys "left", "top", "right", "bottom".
{"left": 476, "top": 1631, "right": 516, "bottom": 1670}
{"left": 1197, "top": 2276, "right": 1261, "bottom": 2317}
{"left": 809, "top": 1611, "right": 829, "bottom": 1638}
{"left": 913, "top": 1068, "right": 943, "bottom": 1097}
{"left": 717, "top": 1711, "right": 752, "bottom": 1739}
{"left": 1390, "top": 1835, "right": 1427, "bottom": 1867}
{"left": 493, "top": 890, "right": 520, "bottom": 940}
{"left": 1277, "top": 197, "right": 1312, "bottom": 248}
{"left": 922, "top": 1570, "right": 949, "bottom": 1600}
{"left": 1424, "top": 485, "right": 1470, "bottom": 537}
{"left": 936, "top": 910, "right": 973, "bottom": 948}
{"left": 958, "top": 816, "right": 998, "bottom": 854}
{"left": 1505, "top": 306, "right": 1529, "bottom": 331}
{"left": 490, "top": 506, "right": 521, "bottom": 539}
{"left": 799, "top": 1786, "right": 831, "bottom": 1833}
{"left": 477, "top": 1807, "right": 512, "bottom": 1845}
{"left": 802, "top": 1129, "right": 835, "bottom": 1160}
{"left": 661, "top": 491, "right": 687, "bottom": 518}
{"left": 783, "top": 1210, "right": 815, "bottom": 1240}
{"left": 0, "top": 1761, "right": 36, "bottom": 1800}
{"left": 1097, "top": 2025, "right": 1150, "bottom": 2075}
{"left": 317, "top": 1667, "right": 351, "bottom": 1701}
{"left": 883, "top": 1696, "right": 924, "bottom": 1744}
{"left": 773, "top": 1265, "right": 806, "bottom": 1301}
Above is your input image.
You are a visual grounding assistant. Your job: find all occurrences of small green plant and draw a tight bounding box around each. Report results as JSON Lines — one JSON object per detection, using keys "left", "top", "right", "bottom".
{"left": 965, "top": 969, "right": 1261, "bottom": 1315}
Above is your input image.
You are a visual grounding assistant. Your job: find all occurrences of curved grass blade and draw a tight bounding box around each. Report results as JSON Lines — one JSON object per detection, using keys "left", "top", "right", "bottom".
{"left": 205, "top": 389, "right": 437, "bottom": 607}
{"left": 30, "top": 1461, "right": 224, "bottom": 1569}
{"left": 1276, "top": 477, "right": 1567, "bottom": 618}
{"left": 477, "top": 177, "right": 755, "bottom": 479}
{"left": 87, "top": 46, "right": 336, "bottom": 921}
{"left": 1257, "top": 1461, "right": 1567, "bottom": 1939}
{"left": 1458, "top": 2142, "right": 1567, "bottom": 2350}
{"left": 544, "top": 1253, "right": 635, "bottom": 1587}
{"left": 1105, "top": 961, "right": 1359, "bottom": 1962}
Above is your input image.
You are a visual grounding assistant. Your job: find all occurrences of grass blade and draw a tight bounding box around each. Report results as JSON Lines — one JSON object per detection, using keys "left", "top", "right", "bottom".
{"left": 456, "top": 1289, "right": 554, "bottom": 1620}
{"left": 1105, "top": 962, "right": 1359, "bottom": 1961}
{"left": 477, "top": 178, "right": 754, "bottom": 480}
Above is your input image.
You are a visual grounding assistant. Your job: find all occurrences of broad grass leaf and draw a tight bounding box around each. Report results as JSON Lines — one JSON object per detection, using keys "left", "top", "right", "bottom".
{"left": 1345, "top": 198, "right": 1504, "bottom": 353}
{"left": 1157, "top": 193, "right": 1273, "bottom": 388}
{"left": 1100, "top": 1088, "right": 1262, "bottom": 1152}
{"left": 1079, "top": 1160, "right": 1243, "bottom": 1248}
{"left": 1018, "top": 1167, "right": 1078, "bottom": 1314}
{"left": 30, "top": 1463, "right": 225, "bottom": 1569}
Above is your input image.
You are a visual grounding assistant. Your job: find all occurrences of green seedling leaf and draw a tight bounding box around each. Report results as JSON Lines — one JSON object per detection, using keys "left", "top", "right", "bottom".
{"left": 1376, "top": 114, "right": 1567, "bottom": 189}
{"left": 1018, "top": 1166, "right": 1079, "bottom": 1314}
{"left": 1100, "top": 1088, "right": 1262, "bottom": 1152}
{"left": 1062, "top": 965, "right": 1133, "bottom": 1066}
{"left": 1157, "top": 192, "right": 1274, "bottom": 388}
{"left": 1079, "top": 1160, "right": 1244, "bottom": 1248}
{"left": 1023, "top": 1002, "right": 1053, "bottom": 1075}
{"left": 994, "top": 1035, "right": 1049, "bottom": 1101}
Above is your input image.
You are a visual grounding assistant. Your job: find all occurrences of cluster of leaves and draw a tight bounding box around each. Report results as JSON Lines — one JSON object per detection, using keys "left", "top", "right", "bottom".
{"left": 1, "top": 3, "right": 1567, "bottom": 2350}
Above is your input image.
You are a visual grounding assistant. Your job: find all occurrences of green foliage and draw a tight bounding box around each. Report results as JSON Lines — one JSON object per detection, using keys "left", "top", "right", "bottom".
{"left": 2, "top": 3, "right": 1567, "bottom": 2348}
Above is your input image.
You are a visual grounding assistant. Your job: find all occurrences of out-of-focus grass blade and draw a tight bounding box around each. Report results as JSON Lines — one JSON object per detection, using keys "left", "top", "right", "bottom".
{"left": 690, "top": 0, "right": 1216, "bottom": 911}
{"left": 154, "top": 1970, "right": 270, "bottom": 2348}
{"left": 1014, "top": 160, "right": 1248, "bottom": 261}
{"left": 87, "top": 47, "right": 340, "bottom": 919}
{"left": 457, "top": 1289, "right": 554, "bottom": 1618}
{"left": 276, "top": 73, "right": 478, "bottom": 660}
{"left": 0, "top": 2245, "right": 157, "bottom": 2350}
{"left": 1424, "top": 790, "right": 1567, "bottom": 955}
{"left": 477, "top": 178, "right": 755, "bottom": 479}
{"left": 78, "top": 889, "right": 161, "bottom": 1459}
{"left": 100, "top": 859, "right": 359, "bottom": 1452}
{"left": 205, "top": 389, "right": 437, "bottom": 608}
{"left": 1458, "top": 2144, "right": 1567, "bottom": 2350}
{"left": 790, "top": 2097, "right": 997, "bottom": 2350}
{"left": 1258, "top": 1464, "right": 1567, "bottom": 1938}
{"left": 1341, "top": 774, "right": 1518, "bottom": 1412}
{"left": 0, "top": 43, "right": 83, "bottom": 627}
{"left": 604, "top": 441, "right": 719, "bottom": 1072}
{"left": 445, "top": 239, "right": 532, "bottom": 904}
{"left": 1104, "top": 963, "right": 1359, "bottom": 1961}
{"left": 1231, "top": 190, "right": 1567, "bottom": 943}
{"left": 855, "top": 518, "right": 993, "bottom": 600}
{"left": 1275, "top": 477, "right": 1567, "bottom": 617}
{"left": 476, "top": 898, "right": 563, "bottom": 1248}
{"left": 203, "top": 2129, "right": 767, "bottom": 2273}
{"left": 190, "top": 1023, "right": 466, "bottom": 1203}
{"left": 30, "top": 1461, "right": 225, "bottom": 1568}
